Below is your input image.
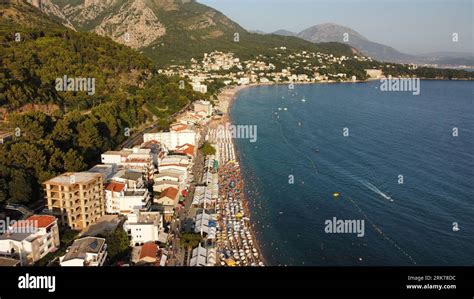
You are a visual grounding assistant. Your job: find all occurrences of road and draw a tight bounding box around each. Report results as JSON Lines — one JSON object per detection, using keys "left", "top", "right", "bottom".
{"left": 113, "top": 100, "right": 192, "bottom": 265}
{"left": 165, "top": 125, "right": 208, "bottom": 266}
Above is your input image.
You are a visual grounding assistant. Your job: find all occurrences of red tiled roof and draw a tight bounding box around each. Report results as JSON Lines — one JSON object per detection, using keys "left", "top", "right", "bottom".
{"left": 171, "top": 124, "right": 188, "bottom": 132}
{"left": 105, "top": 182, "right": 126, "bottom": 192}
{"left": 176, "top": 144, "right": 195, "bottom": 157}
{"left": 27, "top": 215, "right": 56, "bottom": 228}
{"left": 160, "top": 187, "right": 179, "bottom": 200}
{"left": 12, "top": 215, "right": 56, "bottom": 229}
{"left": 139, "top": 242, "right": 158, "bottom": 260}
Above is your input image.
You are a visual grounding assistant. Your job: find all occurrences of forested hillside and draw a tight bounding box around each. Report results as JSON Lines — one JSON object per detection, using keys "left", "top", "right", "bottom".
{"left": 0, "top": 0, "right": 202, "bottom": 205}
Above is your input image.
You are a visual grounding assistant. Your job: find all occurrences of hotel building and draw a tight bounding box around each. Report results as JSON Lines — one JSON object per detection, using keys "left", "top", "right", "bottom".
{"left": 43, "top": 172, "right": 105, "bottom": 230}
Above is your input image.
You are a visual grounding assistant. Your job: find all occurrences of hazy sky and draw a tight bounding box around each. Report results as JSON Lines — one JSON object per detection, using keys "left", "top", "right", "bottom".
{"left": 198, "top": 0, "right": 473, "bottom": 55}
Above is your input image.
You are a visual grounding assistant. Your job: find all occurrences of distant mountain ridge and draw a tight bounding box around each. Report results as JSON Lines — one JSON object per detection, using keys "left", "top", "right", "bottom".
{"left": 272, "top": 23, "right": 416, "bottom": 63}
{"left": 272, "top": 29, "right": 296, "bottom": 37}
{"left": 272, "top": 23, "right": 473, "bottom": 67}
{"left": 25, "top": 0, "right": 358, "bottom": 66}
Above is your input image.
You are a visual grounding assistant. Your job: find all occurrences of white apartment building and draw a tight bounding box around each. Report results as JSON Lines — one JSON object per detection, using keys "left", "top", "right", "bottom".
{"left": 104, "top": 181, "right": 151, "bottom": 215}
{"left": 0, "top": 215, "right": 60, "bottom": 265}
{"left": 144, "top": 130, "right": 198, "bottom": 151}
{"left": 101, "top": 148, "right": 155, "bottom": 180}
{"left": 191, "top": 82, "right": 208, "bottom": 93}
{"left": 124, "top": 211, "right": 164, "bottom": 246}
{"left": 112, "top": 169, "right": 145, "bottom": 189}
{"left": 193, "top": 100, "right": 213, "bottom": 116}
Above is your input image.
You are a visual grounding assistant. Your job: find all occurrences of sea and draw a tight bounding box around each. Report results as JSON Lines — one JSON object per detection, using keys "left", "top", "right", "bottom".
{"left": 229, "top": 80, "right": 474, "bottom": 266}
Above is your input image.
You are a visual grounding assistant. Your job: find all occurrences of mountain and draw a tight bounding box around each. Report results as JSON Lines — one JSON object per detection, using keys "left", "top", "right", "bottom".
{"left": 420, "top": 52, "right": 474, "bottom": 68}
{"left": 28, "top": 0, "right": 357, "bottom": 65}
{"left": 249, "top": 29, "right": 267, "bottom": 35}
{"left": 294, "top": 23, "right": 416, "bottom": 63}
{"left": 272, "top": 29, "right": 296, "bottom": 37}
{"left": 0, "top": 0, "right": 153, "bottom": 112}
{"left": 423, "top": 51, "right": 474, "bottom": 59}
{"left": 273, "top": 23, "right": 473, "bottom": 67}
{"left": 0, "top": 0, "right": 204, "bottom": 205}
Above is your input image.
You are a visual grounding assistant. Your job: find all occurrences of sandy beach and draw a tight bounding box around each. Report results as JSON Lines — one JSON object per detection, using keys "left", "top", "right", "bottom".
{"left": 209, "top": 84, "right": 267, "bottom": 266}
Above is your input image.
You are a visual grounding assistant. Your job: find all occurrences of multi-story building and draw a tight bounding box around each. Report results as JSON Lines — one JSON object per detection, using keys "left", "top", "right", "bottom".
{"left": 88, "top": 164, "right": 118, "bottom": 182}
{"left": 0, "top": 215, "right": 60, "bottom": 265}
{"left": 59, "top": 237, "right": 107, "bottom": 267}
{"left": 104, "top": 181, "right": 151, "bottom": 215}
{"left": 191, "top": 82, "right": 208, "bottom": 93}
{"left": 158, "top": 155, "right": 190, "bottom": 181}
{"left": 152, "top": 180, "right": 181, "bottom": 194}
{"left": 193, "top": 100, "right": 213, "bottom": 117}
{"left": 43, "top": 172, "right": 105, "bottom": 230}
{"left": 154, "top": 187, "right": 179, "bottom": 222}
{"left": 124, "top": 210, "right": 164, "bottom": 246}
{"left": 101, "top": 148, "right": 155, "bottom": 181}
{"left": 112, "top": 169, "right": 145, "bottom": 189}
{"left": 143, "top": 130, "right": 198, "bottom": 151}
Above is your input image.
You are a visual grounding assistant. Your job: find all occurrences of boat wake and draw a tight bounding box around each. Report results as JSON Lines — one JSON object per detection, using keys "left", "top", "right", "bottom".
{"left": 361, "top": 180, "right": 394, "bottom": 202}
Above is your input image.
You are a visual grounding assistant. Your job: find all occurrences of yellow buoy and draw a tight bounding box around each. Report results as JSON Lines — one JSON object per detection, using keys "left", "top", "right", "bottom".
{"left": 333, "top": 192, "right": 340, "bottom": 198}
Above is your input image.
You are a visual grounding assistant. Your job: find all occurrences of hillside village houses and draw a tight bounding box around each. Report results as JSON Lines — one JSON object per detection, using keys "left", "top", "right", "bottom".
{"left": 1, "top": 41, "right": 382, "bottom": 268}
{"left": 8, "top": 97, "right": 209, "bottom": 266}
{"left": 0, "top": 66, "right": 249, "bottom": 267}
{"left": 160, "top": 50, "right": 377, "bottom": 87}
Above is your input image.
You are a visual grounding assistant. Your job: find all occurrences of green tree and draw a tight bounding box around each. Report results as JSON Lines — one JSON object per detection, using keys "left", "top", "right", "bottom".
{"left": 0, "top": 176, "right": 7, "bottom": 204}
{"left": 10, "top": 111, "right": 51, "bottom": 142}
{"left": 63, "top": 149, "right": 87, "bottom": 172}
{"left": 180, "top": 233, "right": 202, "bottom": 249}
{"left": 49, "top": 149, "right": 64, "bottom": 173}
{"left": 8, "top": 170, "right": 33, "bottom": 204}
{"left": 105, "top": 228, "right": 131, "bottom": 264}
{"left": 200, "top": 142, "right": 216, "bottom": 156}
{"left": 8, "top": 142, "right": 47, "bottom": 178}
{"left": 77, "top": 119, "right": 103, "bottom": 150}
{"left": 51, "top": 118, "right": 75, "bottom": 147}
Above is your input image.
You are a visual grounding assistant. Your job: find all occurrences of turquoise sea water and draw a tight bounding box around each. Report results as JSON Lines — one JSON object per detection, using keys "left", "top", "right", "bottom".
{"left": 230, "top": 81, "right": 474, "bottom": 266}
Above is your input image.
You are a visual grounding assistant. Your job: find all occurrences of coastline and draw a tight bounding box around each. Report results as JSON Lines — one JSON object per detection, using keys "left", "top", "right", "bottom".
{"left": 212, "top": 84, "right": 267, "bottom": 266}
{"left": 212, "top": 77, "right": 470, "bottom": 267}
